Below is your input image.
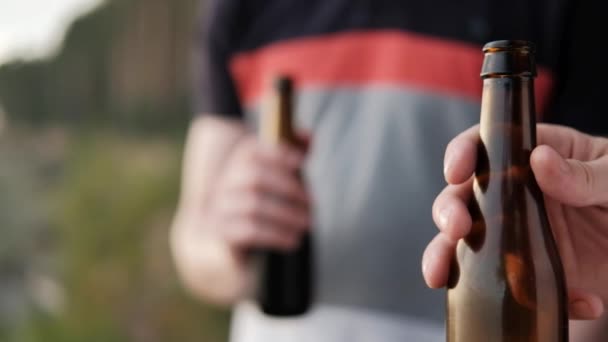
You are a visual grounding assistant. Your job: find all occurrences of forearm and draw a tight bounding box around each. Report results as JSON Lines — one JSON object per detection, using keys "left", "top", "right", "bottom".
{"left": 171, "top": 210, "right": 252, "bottom": 306}
{"left": 170, "top": 115, "right": 251, "bottom": 305}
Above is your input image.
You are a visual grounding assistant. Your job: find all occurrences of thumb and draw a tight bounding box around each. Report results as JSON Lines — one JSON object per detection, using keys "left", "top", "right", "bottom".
{"left": 568, "top": 288, "right": 605, "bottom": 320}
{"left": 530, "top": 145, "right": 608, "bottom": 207}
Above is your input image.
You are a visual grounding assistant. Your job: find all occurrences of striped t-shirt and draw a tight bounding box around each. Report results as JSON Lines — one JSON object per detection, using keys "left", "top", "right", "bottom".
{"left": 194, "top": 1, "right": 606, "bottom": 340}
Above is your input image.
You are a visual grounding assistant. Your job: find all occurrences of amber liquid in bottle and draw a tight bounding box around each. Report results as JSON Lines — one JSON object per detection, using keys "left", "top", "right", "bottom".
{"left": 446, "top": 41, "right": 568, "bottom": 341}
{"left": 255, "top": 76, "right": 313, "bottom": 317}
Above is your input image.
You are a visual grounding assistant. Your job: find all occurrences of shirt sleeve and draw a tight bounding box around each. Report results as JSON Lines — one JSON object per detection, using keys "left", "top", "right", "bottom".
{"left": 192, "top": 0, "right": 244, "bottom": 119}
{"left": 548, "top": 0, "right": 608, "bottom": 136}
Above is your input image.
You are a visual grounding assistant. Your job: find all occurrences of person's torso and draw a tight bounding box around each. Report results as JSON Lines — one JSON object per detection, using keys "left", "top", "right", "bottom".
{"left": 218, "top": 0, "right": 570, "bottom": 337}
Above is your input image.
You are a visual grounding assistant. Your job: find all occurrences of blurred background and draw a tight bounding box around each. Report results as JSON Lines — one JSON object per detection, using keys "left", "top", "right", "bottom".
{"left": 0, "top": 0, "right": 231, "bottom": 341}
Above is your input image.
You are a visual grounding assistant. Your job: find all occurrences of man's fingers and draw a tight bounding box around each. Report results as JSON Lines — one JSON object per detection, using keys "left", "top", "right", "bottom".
{"left": 568, "top": 288, "right": 605, "bottom": 320}
{"left": 432, "top": 178, "right": 474, "bottom": 241}
{"left": 531, "top": 145, "right": 608, "bottom": 207}
{"left": 444, "top": 125, "right": 479, "bottom": 184}
{"left": 427, "top": 178, "right": 473, "bottom": 289}
{"left": 296, "top": 131, "right": 313, "bottom": 153}
{"left": 232, "top": 137, "right": 305, "bottom": 174}
{"left": 422, "top": 234, "right": 457, "bottom": 289}
{"left": 536, "top": 124, "right": 607, "bottom": 160}
{"left": 229, "top": 162, "right": 310, "bottom": 204}
{"left": 231, "top": 192, "right": 310, "bottom": 232}
{"left": 223, "top": 219, "right": 301, "bottom": 251}
{"left": 256, "top": 141, "right": 306, "bottom": 170}
{"left": 213, "top": 135, "right": 311, "bottom": 252}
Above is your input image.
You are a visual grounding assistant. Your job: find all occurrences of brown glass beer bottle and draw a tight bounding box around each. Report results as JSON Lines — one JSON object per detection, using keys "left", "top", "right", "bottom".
{"left": 446, "top": 41, "right": 568, "bottom": 341}
{"left": 255, "top": 76, "right": 313, "bottom": 317}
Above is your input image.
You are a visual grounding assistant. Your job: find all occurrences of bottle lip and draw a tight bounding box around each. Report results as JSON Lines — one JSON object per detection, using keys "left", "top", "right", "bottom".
{"left": 483, "top": 40, "right": 535, "bottom": 53}
{"left": 274, "top": 75, "right": 294, "bottom": 93}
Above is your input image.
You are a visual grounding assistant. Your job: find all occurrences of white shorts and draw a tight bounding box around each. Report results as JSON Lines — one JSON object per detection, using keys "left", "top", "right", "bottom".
{"left": 230, "top": 302, "right": 445, "bottom": 342}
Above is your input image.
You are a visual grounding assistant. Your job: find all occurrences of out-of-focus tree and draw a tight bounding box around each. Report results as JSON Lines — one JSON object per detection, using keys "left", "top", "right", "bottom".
{"left": 0, "top": 0, "right": 231, "bottom": 340}
{"left": 0, "top": 0, "right": 199, "bottom": 132}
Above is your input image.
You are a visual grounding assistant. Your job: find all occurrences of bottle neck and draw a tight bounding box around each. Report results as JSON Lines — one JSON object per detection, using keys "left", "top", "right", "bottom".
{"left": 478, "top": 76, "right": 537, "bottom": 176}
{"left": 261, "top": 89, "right": 296, "bottom": 145}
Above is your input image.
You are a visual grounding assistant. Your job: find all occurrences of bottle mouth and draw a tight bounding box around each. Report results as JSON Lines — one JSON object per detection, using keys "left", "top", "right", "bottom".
{"left": 481, "top": 40, "right": 537, "bottom": 78}
{"left": 274, "top": 75, "right": 294, "bottom": 93}
{"left": 483, "top": 40, "right": 535, "bottom": 53}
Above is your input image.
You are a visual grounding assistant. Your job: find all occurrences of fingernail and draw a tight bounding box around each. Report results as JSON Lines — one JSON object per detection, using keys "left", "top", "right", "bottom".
{"left": 443, "top": 158, "right": 452, "bottom": 179}
{"left": 439, "top": 207, "right": 451, "bottom": 228}
{"left": 571, "top": 300, "right": 592, "bottom": 316}
{"left": 422, "top": 258, "right": 429, "bottom": 276}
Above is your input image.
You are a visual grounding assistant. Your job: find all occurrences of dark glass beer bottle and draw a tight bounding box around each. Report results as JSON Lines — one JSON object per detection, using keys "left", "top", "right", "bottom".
{"left": 255, "top": 75, "right": 313, "bottom": 316}
{"left": 446, "top": 41, "right": 568, "bottom": 341}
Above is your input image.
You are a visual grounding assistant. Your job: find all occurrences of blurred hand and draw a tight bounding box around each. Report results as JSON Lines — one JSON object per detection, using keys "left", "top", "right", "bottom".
{"left": 207, "top": 135, "right": 311, "bottom": 259}
{"left": 422, "top": 124, "right": 608, "bottom": 320}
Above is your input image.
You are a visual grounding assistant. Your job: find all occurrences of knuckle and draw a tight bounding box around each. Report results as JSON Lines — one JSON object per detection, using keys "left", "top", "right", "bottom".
{"left": 432, "top": 195, "right": 441, "bottom": 211}
{"left": 432, "top": 194, "right": 446, "bottom": 217}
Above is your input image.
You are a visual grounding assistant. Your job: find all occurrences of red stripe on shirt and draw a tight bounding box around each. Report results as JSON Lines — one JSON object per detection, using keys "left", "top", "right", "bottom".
{"left": 229, "top": 30, "right": 554, "bottom": 115}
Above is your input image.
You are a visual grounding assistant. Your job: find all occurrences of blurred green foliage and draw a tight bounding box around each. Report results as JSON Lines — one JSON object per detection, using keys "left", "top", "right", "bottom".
{"left": 0, "top": 0, "right": 194, "bottom": 133}
{"left": 0, "top": 0, "right": 232, "bottom": 340}
{"left": 3, "top": 133, "right": 229, "bottom": 342}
